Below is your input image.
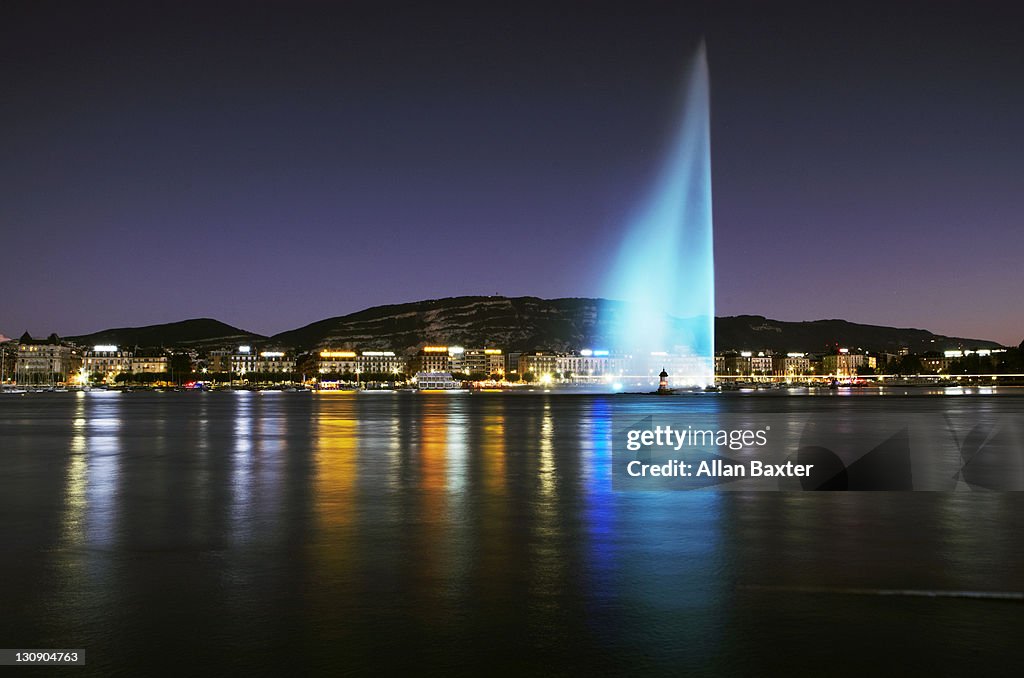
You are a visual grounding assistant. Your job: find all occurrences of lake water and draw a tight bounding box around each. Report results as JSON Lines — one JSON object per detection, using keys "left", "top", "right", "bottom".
{"left": 2, "top": 391, "right": 1023, "bottom": 675}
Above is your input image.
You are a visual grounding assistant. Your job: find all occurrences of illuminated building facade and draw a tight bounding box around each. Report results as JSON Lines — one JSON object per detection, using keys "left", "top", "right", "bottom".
{"left": 413, "top": 346, "right": 453, "bottom": 373}
{"left": 318, "top": 350, "right": 358, "bottom": 374}
{"left": 130, "top": 352, "right": 169, "bottom": 374}
{"left": 452, "top": 348, "right": 504, "bottom": 376}
{"left": 517, "top": 352, "right": 559, "bottom": 379}
{"left": 83, "top": 345, "right": 132, "bottom": 376}
{"left": 776, "top": 353, "right": 812, "bottom": 376}
{"left": 357, "top": 351, "right": 405, "bottom": 376}
{"left": 513, "top": 350, "right": 626, "bottom": 383}
{"left": 559, "top": 351, "right": 626, "bottom": 382}
{"left": 16, "top": 333, "right": 74, "bottom": 384}
{"left": 254, "top": 351, "right": 295, "bottom": 373}
{"left": 318, "top": 349, "right": 405, "bottom": 376}
{"left": 230, "top": 345, "right": 258, "bottom": 374}
{"left": 823, "top": 350, "right": 874, "bottom": 377}
{"left": 750, "top": 352, "right": 775, "bottom": 375}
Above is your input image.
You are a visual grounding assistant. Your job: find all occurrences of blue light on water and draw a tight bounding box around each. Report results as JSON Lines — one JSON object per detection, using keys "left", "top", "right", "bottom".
{"left": 605, "top": 43, "right": 714, "bottom": 386}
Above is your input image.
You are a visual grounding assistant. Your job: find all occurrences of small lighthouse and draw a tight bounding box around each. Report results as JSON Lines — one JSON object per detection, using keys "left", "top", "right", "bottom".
{"left": 658, "top": 368, "right": 670, "bottom": 393}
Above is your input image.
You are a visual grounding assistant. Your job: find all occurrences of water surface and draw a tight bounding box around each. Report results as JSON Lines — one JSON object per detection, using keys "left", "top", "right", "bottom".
{"left": 1, "top": 391, "right": 1022, "bottom": 675}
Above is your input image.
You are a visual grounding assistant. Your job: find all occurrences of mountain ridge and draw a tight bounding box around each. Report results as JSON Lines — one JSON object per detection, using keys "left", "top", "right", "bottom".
{"left": 270, "top": 296, "right": 1003, "bottom": 354}
{"left": 56, "top": 298, "right": 1004, "bottom": 353}
{"left": 66, "top": 318, "right": 264, "bottom": 349}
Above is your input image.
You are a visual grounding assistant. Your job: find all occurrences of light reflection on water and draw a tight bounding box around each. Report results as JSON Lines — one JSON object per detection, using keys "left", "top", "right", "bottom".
{"left": 1, "top": 392, "right": 1023, "bottom": 675}
{"left": 85, "top": 394, "right": 121, "bottom": 549}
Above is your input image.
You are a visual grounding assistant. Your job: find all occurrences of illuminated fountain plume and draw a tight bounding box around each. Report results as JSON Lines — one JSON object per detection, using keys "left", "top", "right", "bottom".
{"left": 605, "top": 42, "right": 714, "bottom": 386}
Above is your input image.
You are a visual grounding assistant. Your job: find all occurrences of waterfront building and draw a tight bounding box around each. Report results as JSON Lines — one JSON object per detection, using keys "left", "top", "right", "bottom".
{"left": 486, "top": 349, "right": 505, "bottom": 376}
{"left": 823, "top": 349, "right": 875, "bottom": 377}
{"left": 412, "top": 346, "right": 453, "bottom": 373}
{"left": 318, "top": 349, "right": 359, "bottom": 375}
{"left": 83, "top": 345, "right": 132, "bottom": 378}
{"left": 919, "top": 355, "right": 950, "bottom": 374}
{"left": 131, "top": 351, "right": 169, "bottom": 378}
{"left": 318, "top": 349, "right": 405, "bottom": 378}
{"left": 876, "top": 352, "right": 899, "bottom": 368}
{"left": 253, "top": 350, "right": 296, "bottom": 374}
{"left": 357, "top": 350, "right": 405, "bottom": 376}
{"left": 721, "top": 352, "right": 752, "bottom": 376}
{"left": 504, "top": 350, "right": 628, "bottom": 383}
{"left": 0, "top": 338, "right": 15, "bottom": 384}
{"left": 944, "top": 348, "right": 1005, "bottom": 359}
{"left": 558, "top": 350, "right": 626, "bottom": 383}
{"left": 776, "top": 353, "right": 812, "bottom": 377}
{"left": 504, "top": 352, "right": 522, "bottom": 378}
{"left": 750, "top": 351, "right": 775, "bottom": 376}
{"left": 16, "top": 332, "right": 74, "bottom": 385}
{"left": 207, "top": 349, "right": 231, "bottom": 373}
{"left": 453, "top": 348, "right": 504, "bottom": 377}
{"left": 228, "top": 346, "right": 295, "bottom": 378}
{"left": 230, "top": 345, "right": 258, "bottom": 375}
{"left": 517, "top": 352, "right": 560, "bottom": 380}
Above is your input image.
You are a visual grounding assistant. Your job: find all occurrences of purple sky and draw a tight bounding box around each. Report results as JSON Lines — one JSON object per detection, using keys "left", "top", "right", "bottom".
{"left": 3, "top": 1, "right": 1022, "bottom": 345}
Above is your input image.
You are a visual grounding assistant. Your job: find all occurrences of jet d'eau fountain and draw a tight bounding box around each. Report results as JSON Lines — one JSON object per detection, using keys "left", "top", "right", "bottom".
{"left": 604, "top": 42, "right": 714, "bottom": 386}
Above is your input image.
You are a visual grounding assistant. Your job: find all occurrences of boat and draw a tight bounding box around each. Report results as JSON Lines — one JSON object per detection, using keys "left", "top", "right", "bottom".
{"left": 311, "top": 380, "right": 358, "bottom": 393}
{"left": 415, "top": 372, "right": 466, "bottom": 391}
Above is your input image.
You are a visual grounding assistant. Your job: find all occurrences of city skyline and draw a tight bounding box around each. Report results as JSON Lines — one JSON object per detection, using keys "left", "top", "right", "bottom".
{"left": 3, "top": 1, "right": 1023, "bottom": 344}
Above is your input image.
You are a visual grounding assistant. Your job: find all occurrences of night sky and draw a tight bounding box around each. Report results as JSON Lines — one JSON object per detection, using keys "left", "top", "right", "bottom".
{"left": 3, "top": 1, "right": 1022, "bottom": 344}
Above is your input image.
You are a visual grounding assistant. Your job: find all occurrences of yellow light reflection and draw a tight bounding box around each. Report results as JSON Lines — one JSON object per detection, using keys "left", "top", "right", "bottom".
{"left": 416, "top": 398, "right": 449, "bottom": 591}
{"left": 312, "top": 394, "right": 359, "bottom": 548}
{"left": 530, "top": 399, "right": 563, "bottom": 604}
{"left": 61, "top": 395, "right": 89, "bottom": 547}
{"left": 482, "top": 408, "right": 506, "bottom": 495}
